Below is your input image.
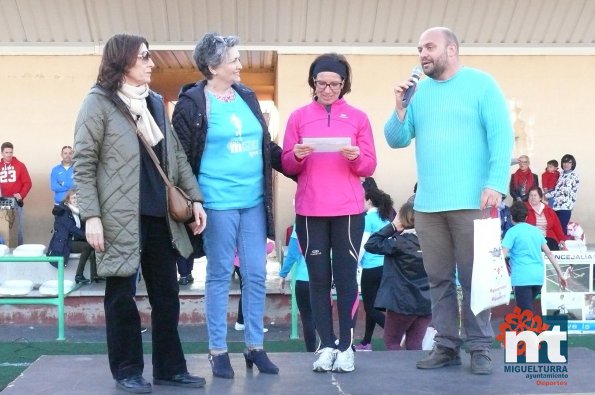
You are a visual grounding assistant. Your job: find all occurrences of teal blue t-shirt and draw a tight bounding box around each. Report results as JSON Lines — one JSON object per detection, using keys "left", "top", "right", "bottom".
{"left": 279, "top": 228, "right": 309, "bottom": 281}
{"left": 502, "top": 222, "right": 546, "bottom": 286}
{"left": 199, "top": 93, "right": 264, "bottom": 209}
{"left": 361, "top": 208, "right": 390, "bottom": 269}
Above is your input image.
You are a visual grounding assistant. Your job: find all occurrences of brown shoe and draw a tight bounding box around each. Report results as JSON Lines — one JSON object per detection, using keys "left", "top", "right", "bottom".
{"left": 416, "top": 346, "right": 461, "bottom": 369}
{"left": 470, "top": 350, "right": 493, "bottom": 375}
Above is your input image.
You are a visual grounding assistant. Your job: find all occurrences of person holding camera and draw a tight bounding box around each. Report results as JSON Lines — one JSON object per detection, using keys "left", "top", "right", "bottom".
{"left": 1, "top": 141, "right": 32, "bottom": 245}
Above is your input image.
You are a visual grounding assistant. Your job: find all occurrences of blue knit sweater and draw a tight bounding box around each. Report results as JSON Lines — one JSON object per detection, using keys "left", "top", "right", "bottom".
{"left": 384, "top": 67, "right": 514, "bottom": 212}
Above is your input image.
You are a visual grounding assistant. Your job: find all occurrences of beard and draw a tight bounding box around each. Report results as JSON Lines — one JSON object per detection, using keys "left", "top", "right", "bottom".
{"left": 423, "top": 51, "right": 448, "bottom": 79}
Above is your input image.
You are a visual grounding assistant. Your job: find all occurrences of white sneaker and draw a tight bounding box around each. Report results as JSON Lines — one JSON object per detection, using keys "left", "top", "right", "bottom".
{"left": 235, "top": 322, "right": 268, "bottom": 333}
{"left": 312, "top": 347, "right": 336, "bottom": 372}
{"left": 332, "top": 347, "right": 355, "bottom": 373}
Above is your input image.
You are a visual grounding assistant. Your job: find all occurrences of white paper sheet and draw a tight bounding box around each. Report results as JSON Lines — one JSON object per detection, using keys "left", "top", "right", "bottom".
{"left": 302, "top": 137, "right": 351, "bottom": 152}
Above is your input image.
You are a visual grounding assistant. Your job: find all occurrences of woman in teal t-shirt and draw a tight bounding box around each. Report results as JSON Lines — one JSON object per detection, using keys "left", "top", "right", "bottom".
{"left": 355, "top": 188, "right": 393, "bottom": 351}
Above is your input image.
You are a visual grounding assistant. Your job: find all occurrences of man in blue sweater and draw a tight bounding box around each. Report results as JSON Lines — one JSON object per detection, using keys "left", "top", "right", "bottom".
{"left": 384, "top": 27, "right": 513, "bottom": 375}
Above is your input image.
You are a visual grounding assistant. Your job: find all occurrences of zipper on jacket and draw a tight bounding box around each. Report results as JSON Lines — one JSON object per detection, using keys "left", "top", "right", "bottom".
{"left": 325, "top": 105, "right": 331, "bottom": 127}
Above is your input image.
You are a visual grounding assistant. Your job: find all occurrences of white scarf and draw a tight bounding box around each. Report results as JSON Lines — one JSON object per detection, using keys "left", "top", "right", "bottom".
{"left": 66, "top": 203, "right": 81, "bottom": 229}
{"left": 117, "top": 83, "right": 164, "bottom": 146}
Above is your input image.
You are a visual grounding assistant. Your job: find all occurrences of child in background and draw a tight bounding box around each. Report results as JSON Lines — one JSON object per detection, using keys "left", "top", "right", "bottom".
{"left": 355, "top": 188, "right": 393, "bottom": 351}
{"left": 542, "top": 159, "right": 560, "bottom": 208}
{"left": 364, "top": 201, "right": 431, "bottom": 350}
{"left": 279, "top": 226, "right": 317, "bottom": 352}
{"left": 502, "top": 201, "right": 566, "bottom": 315}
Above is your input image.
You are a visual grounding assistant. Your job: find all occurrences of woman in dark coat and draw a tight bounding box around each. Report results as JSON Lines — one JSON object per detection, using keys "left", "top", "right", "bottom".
{"left": 47, "top": 189, "right": 98, "bottom": 284}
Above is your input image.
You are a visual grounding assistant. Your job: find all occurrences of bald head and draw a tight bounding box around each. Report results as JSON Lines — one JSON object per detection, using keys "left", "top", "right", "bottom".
{"left": 420, "top": 27, "right": 459, "bottom": 54}
{"left": 417, "top": 27, "right": 461, "bottom": 80}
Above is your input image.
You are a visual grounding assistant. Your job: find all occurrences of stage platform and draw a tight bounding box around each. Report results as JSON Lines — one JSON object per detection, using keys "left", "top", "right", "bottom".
{"left": 3, "top": 349, "right": 594, "bottom": 395}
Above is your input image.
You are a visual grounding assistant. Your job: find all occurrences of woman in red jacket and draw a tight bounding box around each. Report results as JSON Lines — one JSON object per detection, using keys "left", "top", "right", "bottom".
{"left": 525, "top": 186, "right": 566, "bottom": 251}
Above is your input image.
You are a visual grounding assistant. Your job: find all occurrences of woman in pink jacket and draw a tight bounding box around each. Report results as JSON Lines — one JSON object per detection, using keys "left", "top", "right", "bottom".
{"left": 282, "top": 53, "right": 377, "bottom": 373}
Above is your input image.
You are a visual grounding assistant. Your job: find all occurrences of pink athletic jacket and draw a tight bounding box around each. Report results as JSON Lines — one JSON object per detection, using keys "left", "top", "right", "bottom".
{"left": 282, "top": 98, "right": 377, "bottom": 216}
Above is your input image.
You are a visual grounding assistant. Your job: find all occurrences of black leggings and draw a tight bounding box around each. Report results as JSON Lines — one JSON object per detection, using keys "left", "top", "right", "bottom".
{"left": 360, "top": 265, "right": 385, "bottom": 344}
{"left": 295, "top": 213, "right": 364, "bottom": 352}
{"left": 70, "top": 240, "right": 96, "bottom": 278}
{"left": 295, "top": 280, "right": 317, "bottom": 352}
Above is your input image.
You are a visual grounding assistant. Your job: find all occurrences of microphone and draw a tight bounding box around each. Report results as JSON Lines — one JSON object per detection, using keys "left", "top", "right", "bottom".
{"left": 402, "top": 65, "right": 423, "bottom": 108}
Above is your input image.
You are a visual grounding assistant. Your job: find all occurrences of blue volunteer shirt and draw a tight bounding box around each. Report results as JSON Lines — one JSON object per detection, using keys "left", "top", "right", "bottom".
{"left": 361, "top": 208, "right": 390, "bottom": 269}
{"left": 502, "top": 222, "right": 547, "bottom": 286}
{"left": 279, "top": 228, "right": 309, "bottom": 282}
{"left": 199, "top": 93, "right": 264, "bottom": 210}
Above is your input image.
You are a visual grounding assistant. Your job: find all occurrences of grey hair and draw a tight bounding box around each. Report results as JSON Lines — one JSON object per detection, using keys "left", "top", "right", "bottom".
{"left": 193, "top": 33, "right": 240, "bottom": 79}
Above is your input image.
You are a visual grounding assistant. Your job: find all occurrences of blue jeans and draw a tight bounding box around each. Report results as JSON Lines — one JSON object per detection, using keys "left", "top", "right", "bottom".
{"left": 203, "top": 204, "right": 267, "bottom": 352}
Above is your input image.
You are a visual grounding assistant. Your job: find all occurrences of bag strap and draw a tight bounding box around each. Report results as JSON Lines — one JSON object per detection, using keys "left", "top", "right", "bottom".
{"left": 136, "top": 128, "right": 174, "bottom": 189}
{"left": 111, "top": 96, "right": 174, "bottom": 189}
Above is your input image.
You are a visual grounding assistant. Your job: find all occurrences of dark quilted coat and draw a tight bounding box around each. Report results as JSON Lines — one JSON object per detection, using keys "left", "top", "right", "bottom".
{"left": 172, "top": 80, "right": 286, "bottom": 257}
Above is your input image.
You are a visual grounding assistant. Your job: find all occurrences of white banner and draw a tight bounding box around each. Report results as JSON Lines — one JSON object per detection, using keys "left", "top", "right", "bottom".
{"left": 542, "top": 251, "right": 595, "bottom": 333}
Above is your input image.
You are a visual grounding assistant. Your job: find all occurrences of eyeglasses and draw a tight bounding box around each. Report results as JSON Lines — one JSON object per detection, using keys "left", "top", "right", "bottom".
{"left": 314, "top": 80, "right": 343, "bottom": 91}
{"left": 518, "top": 160, "right": 529, "bottom": 164}
{"left": 137, "top": 51, "right": 151, "bottom": 63}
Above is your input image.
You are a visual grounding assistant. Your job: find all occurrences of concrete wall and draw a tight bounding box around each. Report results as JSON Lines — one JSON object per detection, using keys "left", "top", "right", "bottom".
{"left": 1, "top": 53, "right": 593, "bottom": 249}
{"left": 0, "top": 56, "right": 99, "bottom": 246}
{"left": 274, "top": 54, "right": 595, "bottom": 246}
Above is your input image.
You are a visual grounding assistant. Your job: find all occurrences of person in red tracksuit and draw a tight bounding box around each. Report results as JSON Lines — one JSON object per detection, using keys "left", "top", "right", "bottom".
{"left": 1, "top": 142, "right": 32, "bottom": 245}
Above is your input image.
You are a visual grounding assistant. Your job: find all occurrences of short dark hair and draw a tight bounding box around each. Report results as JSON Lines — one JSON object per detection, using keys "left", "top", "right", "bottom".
{"left": 193, "top": 33, "right": 240, "bottom": 80}
{"left": 547, "top": 159, "right": 558, "bottom": 168}
{"left": 510, "top": 201, "right": 528, "bottom": 223}
{"left": 1, "top": 142, "right": 13, "bottom": 152}
{"left": 308, "top": 53, "right": 352, "bottom": 98}
{"left": 528, "top": 186, "right": 543, "bottom": 199}
{"left": 561, "top": 154, "right": 576, "bottom": 170}
{"left": 97, "top": 33, "right": 149, "bottom": 94}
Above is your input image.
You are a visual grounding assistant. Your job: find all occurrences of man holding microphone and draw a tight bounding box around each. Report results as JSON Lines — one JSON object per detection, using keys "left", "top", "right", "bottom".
{"left": 384, "top": 27, "right": 513, "bottom": 375}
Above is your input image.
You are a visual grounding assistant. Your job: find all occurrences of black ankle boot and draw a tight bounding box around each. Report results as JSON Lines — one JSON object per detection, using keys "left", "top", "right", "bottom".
{"left": 75, "top": 275, "right": 91, "bottom": 285}
{"left": 208, "top": 352, "right": 234, "bottom": 379}
{"left": 243, "top": 349, "right": 279, "bottom": 374}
